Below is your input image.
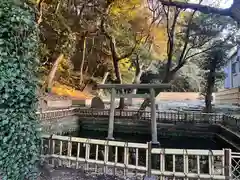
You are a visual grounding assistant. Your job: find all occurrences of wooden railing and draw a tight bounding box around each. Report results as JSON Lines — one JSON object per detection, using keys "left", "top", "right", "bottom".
{"left": 222, "top": 115, "right": 240, "bottom": 132}
{"left": 38, "top": 108, "right": 240, "bottom": 130}
{"left": 36, "top": 108, "right": 77, "bottom": 120}
{"left": 41, "top": 134, "right": 232, "bottom": 179}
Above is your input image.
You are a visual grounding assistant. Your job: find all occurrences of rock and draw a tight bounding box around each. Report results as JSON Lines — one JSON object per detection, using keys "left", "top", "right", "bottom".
{"left": 72, "top": 100, "right": 86, "bottom": 107}
{"left": 91, "top": 97, "right": 105, "bottom": 109}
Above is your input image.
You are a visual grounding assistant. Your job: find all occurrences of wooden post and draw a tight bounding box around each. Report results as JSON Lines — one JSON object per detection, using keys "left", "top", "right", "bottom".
{"left": 144, "top": 142, "right": 158, "bottom": 180}
{"left": 150, "top": 88, "right": 159, "bottom": 145}
{"left": 224, "top": 149, "right": 231, "bottom": 180}
{"left": 107, "top": 88, "right": 116, "bottom": 140}
{"left": 147, "top": 142, "right": 152, "bottom": 177}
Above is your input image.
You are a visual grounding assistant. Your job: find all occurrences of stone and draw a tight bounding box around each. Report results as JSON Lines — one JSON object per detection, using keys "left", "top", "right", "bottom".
{"left": 91, "top": 96, "right": 105, "bottom": 109}
{"left": 47, "top": 100, "right": 72, "bottom": 109}
{"left": 72, "top": 100, "right": 86, "bottom": 107}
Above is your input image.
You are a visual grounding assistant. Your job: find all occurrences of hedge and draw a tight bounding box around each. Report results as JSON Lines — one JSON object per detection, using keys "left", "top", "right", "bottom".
{"left": 0, "top": 0, "right": 41, "bottom": 179}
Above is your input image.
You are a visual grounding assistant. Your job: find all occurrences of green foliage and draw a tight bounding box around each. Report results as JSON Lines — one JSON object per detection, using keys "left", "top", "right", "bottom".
{"left": 198, "top": 44, "right": 229, "bottom": 95}
{"left": 140, "top": 62, "right": 199, "bottom": 93}
{"left": 0, "top": 0, "right": 41, "bottom": 179}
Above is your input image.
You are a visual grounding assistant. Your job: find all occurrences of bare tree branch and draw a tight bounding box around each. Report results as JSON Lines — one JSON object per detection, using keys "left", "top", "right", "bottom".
{"left": 177, "top": 10, "right": 196, "bottom": 65}
{"left": 37, "top": 0, "right": 45, "bottom": 25}
{"left": 185, "top": 32, "right": 234, "bottom": 61}
{"left": 158, "top": 0, "right": 232, "bottom": 17}
{"left": 163, "top": 6, "right": 180, "bottom": 80}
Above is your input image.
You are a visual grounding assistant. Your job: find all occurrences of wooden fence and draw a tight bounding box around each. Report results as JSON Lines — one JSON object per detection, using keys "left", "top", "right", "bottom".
{"left": 215, "top": 88, "right": 240, "bottom": 105}
{"left": 37, "top": 108, "right": 240, "bottom": 128}
{"left": 41, "top": 134, "right": 234, "bottom": 179}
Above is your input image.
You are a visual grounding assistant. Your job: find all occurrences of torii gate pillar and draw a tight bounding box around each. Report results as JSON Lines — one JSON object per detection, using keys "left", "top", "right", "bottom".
{"left": 107, "top": 88, "right": 116, "bottom": 140}
{"left": 94, "top": 84, "right": 171, "bottom": 143}
{"left": 150, "top": 88, "right": 158, "bottom": 145}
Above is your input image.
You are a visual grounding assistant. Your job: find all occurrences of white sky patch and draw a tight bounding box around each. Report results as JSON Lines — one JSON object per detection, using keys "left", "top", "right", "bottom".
{"left": 219, "top": 0, "right": 233, "bottom": 8}
{"left": 189, "top": 0, "right": 233, "bottom": 8}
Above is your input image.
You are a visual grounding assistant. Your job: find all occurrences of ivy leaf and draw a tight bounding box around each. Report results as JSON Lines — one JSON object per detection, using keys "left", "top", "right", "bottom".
{"left": 0, "top": 0, "right": 41, "bottom": 179}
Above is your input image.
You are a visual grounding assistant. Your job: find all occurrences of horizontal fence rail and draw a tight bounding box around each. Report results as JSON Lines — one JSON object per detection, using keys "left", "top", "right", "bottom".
{"left": 37, "top": 108, "right": 240, "bottom": 133}
{"left": 36, "top": 108, "right": 77, "bottom": 120}
{"left": 41, "top": 134, "right": 232, "bottom": 179}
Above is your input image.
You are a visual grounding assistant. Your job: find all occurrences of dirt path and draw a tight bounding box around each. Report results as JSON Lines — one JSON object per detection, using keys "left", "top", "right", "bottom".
{"left": 39, "top": 167, "right": 137, "bottom": 180}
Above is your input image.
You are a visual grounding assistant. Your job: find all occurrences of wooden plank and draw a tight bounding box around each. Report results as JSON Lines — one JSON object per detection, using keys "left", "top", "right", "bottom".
{"left": 215, "top": 92, "right": 240, "bottom": 100}
{"left": 215, "top": 98, "right": 240, "bottom": 105}
{"left": 95, "top": 83, "right": 171, "bottom": 90}
{"left": 215, "top": 88, "right": 240, "bottom": 104}
{"left": 116, "top": 94, "right": 150, "bottom": 98}
{"left": 216, "top": 88, "right": 240, "bottom": 96}
{"left": 47, "top": 100, "right": 72, "bottom": 108}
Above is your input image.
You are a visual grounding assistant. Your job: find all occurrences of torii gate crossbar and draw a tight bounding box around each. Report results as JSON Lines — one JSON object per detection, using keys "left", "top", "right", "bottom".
{"left": 95, "top": 83, "right": 171, "bottom": 145}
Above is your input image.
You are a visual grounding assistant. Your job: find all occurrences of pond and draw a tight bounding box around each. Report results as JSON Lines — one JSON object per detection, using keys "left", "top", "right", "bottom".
{"left": 66, "top": 129, "right": 235, "bottom": 150}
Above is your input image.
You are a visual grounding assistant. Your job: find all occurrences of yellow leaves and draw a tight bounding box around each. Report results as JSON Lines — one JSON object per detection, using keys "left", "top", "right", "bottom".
{"left": 27, "top": 0, "right": 39, "bottom": 5}
{"left": 119, "top": 58, "right": 135, "bottom": 83}
{"left": 58, "top": 57, "right": 69, "bottom": 72}
{"left": 52, "top": 83, "right": 93, "bottom": 99}
{"left": 119, "top": 58, "right": 132, "bottom": 70}
{"left": 110, "top": 0, "right": 141, "bottom": 21}
{"left": 150, "top": 25, "right": 168, "bottom": 60}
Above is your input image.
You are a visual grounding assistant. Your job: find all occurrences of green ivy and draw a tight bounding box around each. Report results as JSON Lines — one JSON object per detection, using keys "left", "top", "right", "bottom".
{"left": 0, "top": 0, "right": 41, "bottom": 179}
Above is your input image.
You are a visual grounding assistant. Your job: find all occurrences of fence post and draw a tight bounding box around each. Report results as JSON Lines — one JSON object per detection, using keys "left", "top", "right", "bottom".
{"left": 177, "top": 111, "right": 180, "bottom": 123}
{"left": 224, "top": 149, "right": 232, "bottom": 180}
{"left": 48, "top": 134, "right": 54, "bottom": 165}
{"left": 144, "top": 142, "right": 158, "bottom": 180}
{"left": 184, "top": 112, "right": 187, "bottom": 121}
{"left": 146, "top": 142, "right": 152, "bottom": 177}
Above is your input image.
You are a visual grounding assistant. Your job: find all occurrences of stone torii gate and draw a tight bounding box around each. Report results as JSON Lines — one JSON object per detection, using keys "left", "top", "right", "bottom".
{"left": 95, "top": 83, "right": 171, "bottom": 146}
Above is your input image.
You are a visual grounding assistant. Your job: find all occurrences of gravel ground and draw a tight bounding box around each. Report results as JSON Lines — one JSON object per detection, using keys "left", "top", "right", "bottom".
{"left": 39, "top": 167, "right": 129, "bottom": 180}
{"left": 37, "top": 162, "right": 144, "bottom": 180}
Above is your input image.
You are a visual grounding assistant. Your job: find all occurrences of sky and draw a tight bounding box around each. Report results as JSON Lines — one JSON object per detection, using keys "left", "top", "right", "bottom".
{"left": 219, "top": 0, "right": 233, "bottom": 8}
{"left": 189, "top": 0, "right": 233, "bottom": 8}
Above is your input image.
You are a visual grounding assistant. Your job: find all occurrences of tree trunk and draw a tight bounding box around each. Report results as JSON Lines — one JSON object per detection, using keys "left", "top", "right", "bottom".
{"left": 79, "top": 35, "right": 87, "bottom": 86}
{"left": 131, "top": 68, "right": 143, "bottom": 94}
{"left": 113, "top": 57, "right": 124, "bottom": 109}
{"left": 101, "top": 71, "right": 110, "bottom": 84}
{"left": 118, "top": 97, "right": 125, "bottom": 109}
{"left": 204, "top": 65, "right": 216, "bottom": 113}
{"left": 108, "top": 36, "right": 125, "bottom": 109}
{"left": 204, "top": 92, "right": 213, "bottom": 113}
{"left": 98, "top": 71, "right": 110, "bottom": 97}
{"left": 47, "top": 54, "right": 64, "bottom": 92}
{"left": 137, "top": 76, "right": 170, "bottom": 111}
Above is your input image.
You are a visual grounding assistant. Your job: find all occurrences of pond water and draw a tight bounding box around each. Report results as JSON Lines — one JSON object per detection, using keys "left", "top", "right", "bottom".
{"left": 67, "top": 129, "right": 234, "bottom": 150}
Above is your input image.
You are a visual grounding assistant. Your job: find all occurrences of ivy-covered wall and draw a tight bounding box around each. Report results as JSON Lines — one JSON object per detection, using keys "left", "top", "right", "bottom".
{"left": 0, "top": 0, "right": 41, "bottom": 179}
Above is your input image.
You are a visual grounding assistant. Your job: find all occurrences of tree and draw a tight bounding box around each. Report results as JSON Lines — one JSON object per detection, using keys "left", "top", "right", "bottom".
{"left": 129, "top": 24, "right": 169, "bottom": 92}
{"left": 131, "top": 42, "right": 155, "bottom": 88}
{"left": 137, "top": 2, "right": 238, "bottom": 111}
{"left": 38, "top": 0, "right": 110, "bottom": 91}
{"left": 0, "top": 0, "right": 40, "bottom": 179}
{"left": 157, "top": 0, "right": 240, "bottom": 22}
{"left": 139, "top": 61, "right": 200, "bottom": 92}
{"left": 101, "top": 0, "right": 160, "bottom": 108}
{"left": 198, "top": 41, "right": 232, "bottom": 112}
{"left": 38, "top": 0, "right": 160, "bottom": 99}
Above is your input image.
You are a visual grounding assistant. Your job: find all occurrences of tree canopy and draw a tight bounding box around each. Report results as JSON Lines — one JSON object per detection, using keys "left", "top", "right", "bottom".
{"left": 32, "top": 0, "right": 239, "bottom": 109}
